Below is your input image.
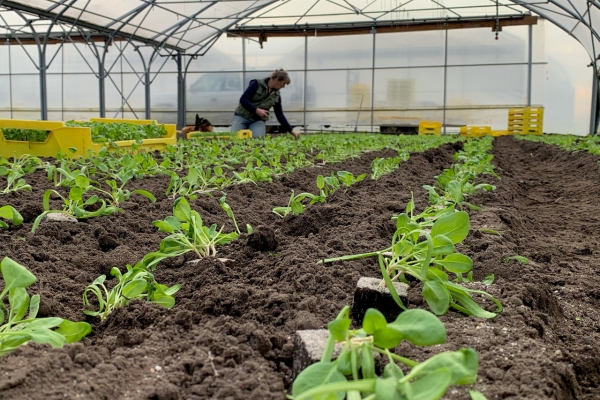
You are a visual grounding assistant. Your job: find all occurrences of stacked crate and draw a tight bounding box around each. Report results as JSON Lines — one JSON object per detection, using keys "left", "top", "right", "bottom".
{"left": 508, "top": 107, "right": 544, "bottom": 135}
{"left": 418, "top": 121, "right": 442, "bottom": 136}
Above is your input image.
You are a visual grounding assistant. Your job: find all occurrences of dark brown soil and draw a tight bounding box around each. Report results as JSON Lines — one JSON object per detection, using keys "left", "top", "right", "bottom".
{"left": 0, "top": 136, "right": 599, "bottom": 400}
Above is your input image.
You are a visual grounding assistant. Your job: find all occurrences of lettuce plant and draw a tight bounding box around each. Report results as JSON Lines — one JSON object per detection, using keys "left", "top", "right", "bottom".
{"left": 273, "top": 190, "right": 324, "bottom": 218}
{"left": 32, "top": 175, "right": 121, "bottom": 232}
{"left": 291, "top": 306, "right": 480, "bottom": 400}
{"left": 83, "top": 264, "right": 181, "bottom": 320}
{"left": 141, "top": 197, "right": 238, "bottom": 269}
{"left": 0, "top": 154, "right": 43, "bottom": 194}
{"left": 321, "top": 203, "right": 502, "bottom": 319}
{"left": 0, "top": 257, "right": 91, "bottom": 356}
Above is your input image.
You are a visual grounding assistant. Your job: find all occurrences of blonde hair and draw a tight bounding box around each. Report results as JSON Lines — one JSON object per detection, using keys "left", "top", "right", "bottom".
{"left": 270, "top": 68, "right": 291, "bottom": 84}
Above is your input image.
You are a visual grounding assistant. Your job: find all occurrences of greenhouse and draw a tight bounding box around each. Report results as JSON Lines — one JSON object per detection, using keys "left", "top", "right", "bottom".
{"left": 0, "top": 0, "right": 597, "bottom": 134}
{"left": 0, "top": 1, "right": 599, "bottom": 399}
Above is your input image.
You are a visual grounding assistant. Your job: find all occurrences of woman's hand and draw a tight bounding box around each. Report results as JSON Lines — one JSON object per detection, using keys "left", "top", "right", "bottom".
{"left": 255, "top": 108, "right": 270, "bottom": 119}
{"left": 291, "top": 129, "right": 300, "bottom": 140}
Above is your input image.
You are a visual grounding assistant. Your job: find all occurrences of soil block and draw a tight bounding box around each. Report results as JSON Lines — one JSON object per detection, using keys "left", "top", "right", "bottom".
{"left": 351, "top": 276, "right": 408, "bottom": 323}
{"left": 293, "top": 329, "right": 342, "bottom": 378}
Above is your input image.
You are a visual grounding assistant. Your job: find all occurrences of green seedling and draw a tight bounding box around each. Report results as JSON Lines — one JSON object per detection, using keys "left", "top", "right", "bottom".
{"left": 291, "top": 306, "right": 480, "bottom": 400}
{"left": 66, "top": 120, "right": 167, "bottom": 144}
{"left": 102, "top": 179, "right": 156, "bottom": 206}
{"left": 165, "top": 167, "right": 224, "bottom": 199}
{"left": 503, "top": 255, "right": 529, "bottom": 265}
{"left": 478, "top": 228, "right": 502, "bottom": 236}
{"left": 0, "top": 205, "right": 23, "bottom": 229}
{"left": 219, "top": 195, "right": 252, "bottom": 235}
{"left": 273, "top": 190, "right": 323, "bottom": 218}
{"left": 45, "top": 160, "right": 89, "bottom": 188}
{"left": 0, "top": 154, "right": 43, "bottom": 194}
{"left": 1, "top": 128, "right": 49, "bottom": 142}
{"left": 141, "top": 197, "right": 238, "bottom": 269}
{"left": 32, "top": 175, "right": 121, "bottom": 232}
{"left": 83, "top": 263, "right": 181, "bottom": 320}
{"left": 337, "top": 170, "right": 366, "bottom": 188}
{"left": 0, "top": 257, "right": 91, "bottom": 356}
{"left": 321, "top": 204, "right": 502, "bottom": 319}
{"left": 370, "top": 153, "right": 408, "bottom": 180}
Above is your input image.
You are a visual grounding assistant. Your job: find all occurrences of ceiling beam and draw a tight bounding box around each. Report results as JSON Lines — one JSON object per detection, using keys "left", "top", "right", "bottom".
{"left": 227, "top": 15, "right": 537, "bottom": 40}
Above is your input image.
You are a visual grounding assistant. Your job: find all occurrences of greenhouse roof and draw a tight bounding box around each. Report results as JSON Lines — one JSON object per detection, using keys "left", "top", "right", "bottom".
{"left": 0, "top": 0, "right": 599, "bottom": 61}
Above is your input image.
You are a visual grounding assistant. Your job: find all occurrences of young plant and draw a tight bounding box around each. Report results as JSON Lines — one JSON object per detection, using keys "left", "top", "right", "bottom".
{"left": 0, "top": 205, "right": 23, "bottom": 229}
{"left": 101, "top": 179, "right": 156, "bottom": 207}
{"left": 141, "top": 197, "right": 238, "bottom": 269}
{"left": 83, "top": 263, "right": 181, "bottom": 320}
{"left": 0, "top": 257, "right": 91, "bottom": 356}
{"left": 337, "top": 170, "right": 366, "bottom": 188}
{"left": 291, "top": 306, "right": 480, "bottom": 400}
{"left": 320, "top": 202, "right": 502, "bottom": 319}
{"left": 219, "top": 195, "right": 252, "bottom": 235}
{"left": 165, "top": 167, "right": 211, "bottom": 199}
{"left": 32, "top": 175, "right": 121, "bottom": 232}
{"left": 0, "top": 154, "right": 43, "bottom": 194}
{"left": 272, "top": 190, "right": 323, "bottom": 218}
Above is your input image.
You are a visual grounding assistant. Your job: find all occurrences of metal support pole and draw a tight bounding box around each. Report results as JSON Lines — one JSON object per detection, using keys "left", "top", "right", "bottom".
{"left": 303, "top": 35, "right": 308, "bottom": 131}
{"left": 99, "top": 53, "right": 106, "bottom": 117}
{"left": 591, "top": 69, "right": 599, "bottom": 135}
{"left": 145, "top": 69, "right": 151, "bottom": 119}
{"left": 8, "top": 42, "right": 13, "bottom": 119}
{"left": 242, "top": 38, "right": 246, "bottom": 89}
{"left": 527, "top": 24, "right": 532, "bottom": 106}
{"left": 371, "top": 27, "right": 376, "bottom": 133}
{"left": 442, "top": 27, "right": 448, "bottom": 135}
{"left": 176, "top": 52, "right": 186, "bottom": 128}
{"left": 39, "top": 48, "right": 48, "bottom": 120}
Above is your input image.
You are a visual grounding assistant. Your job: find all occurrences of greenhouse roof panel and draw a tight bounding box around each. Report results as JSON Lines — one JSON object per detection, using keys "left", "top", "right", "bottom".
{"left": 0, "top": 0, "right": 279, "bottom": 52}
{"left": 0, "top": 1, "right": 599, "bottom": 60}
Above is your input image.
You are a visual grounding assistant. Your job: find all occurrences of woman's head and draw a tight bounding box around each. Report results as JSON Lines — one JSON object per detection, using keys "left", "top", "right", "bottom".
{"left": 270, "top": 69, "right": 291, "bottom": 88}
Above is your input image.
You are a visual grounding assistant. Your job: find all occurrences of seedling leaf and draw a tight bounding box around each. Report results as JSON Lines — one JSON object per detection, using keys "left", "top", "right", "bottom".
{"left": 292, "top": 361, "right": 347, "bottom": 400}
{"left": 503, "top": 255, "right": 529, "bottom": 265}
{"left": 423, "top": 281, "right": 451, "bottom": 315}
{"left": 431, "top": 211, "right": 470, "bottom": 244}
{"left": 362, "top": 309, "right": 387, "bottom": 334}
{"left": 388, "top": 309, "right": 446, "bottom": 346}
{"left": 435, "top": 253, "right": 473, "bottom": 274}
{"left": 55, "top": 320, "right": 93, "bottom": 343}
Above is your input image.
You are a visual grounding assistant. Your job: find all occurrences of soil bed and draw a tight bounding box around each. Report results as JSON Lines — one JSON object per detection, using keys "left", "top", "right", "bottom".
{"left": 0, "top": 136, "right": 598, "bottom": 400}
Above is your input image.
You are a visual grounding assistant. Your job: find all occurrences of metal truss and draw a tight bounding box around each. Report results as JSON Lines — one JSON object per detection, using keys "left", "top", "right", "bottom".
{"left": 0, "top": 0, "right": 599, "bottom": 132}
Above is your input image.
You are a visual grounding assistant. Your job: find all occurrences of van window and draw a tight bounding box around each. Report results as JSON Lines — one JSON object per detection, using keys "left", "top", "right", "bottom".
{"left": 190, "top": 75, "right": 222, "bottom": 93}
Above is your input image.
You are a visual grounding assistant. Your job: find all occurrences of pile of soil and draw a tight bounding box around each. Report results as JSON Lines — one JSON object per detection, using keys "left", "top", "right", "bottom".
{"left": 0, "top": 136, "right": 598, "bottom": 399}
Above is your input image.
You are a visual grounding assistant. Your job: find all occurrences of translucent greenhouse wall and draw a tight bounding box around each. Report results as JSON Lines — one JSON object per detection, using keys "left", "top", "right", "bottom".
{"left": 0, "top": 19, "right": 592, "bottom": 135}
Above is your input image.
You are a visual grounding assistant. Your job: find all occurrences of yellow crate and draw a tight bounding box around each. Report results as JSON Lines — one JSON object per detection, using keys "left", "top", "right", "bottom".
{"left": 491, "top": 130, "right": 510, "bottom": 137}
{"left": 0, "top": 118, "right": 176, "bottom": 158}
{"left": 418, "top": 121, "right": 442, "bottom": 136}
{"left": 187, "top": 129, "right": 252, "bottom": 140}
{"left": 508, "top": 107, "right": 544, "bottom": 135}
{"left": 460, "top": 125, "right": 491, "bottom": 138}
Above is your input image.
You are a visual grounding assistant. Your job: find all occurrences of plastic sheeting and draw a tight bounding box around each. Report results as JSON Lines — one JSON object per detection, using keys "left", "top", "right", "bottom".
{"left": 0, "top": 1, "right": 598, "bottom": 62}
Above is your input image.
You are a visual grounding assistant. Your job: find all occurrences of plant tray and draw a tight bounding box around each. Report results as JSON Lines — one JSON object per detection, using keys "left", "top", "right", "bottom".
{"left": 0, "top": 118, "right": 176, "bottom": 158}
{"left": 187, "top": 129, "right": 252, "bottom": 140}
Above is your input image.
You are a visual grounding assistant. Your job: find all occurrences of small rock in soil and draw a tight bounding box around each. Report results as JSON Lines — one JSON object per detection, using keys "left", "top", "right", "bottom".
{"left": 44, "top": 213, "right": 77, "bottom": 223}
